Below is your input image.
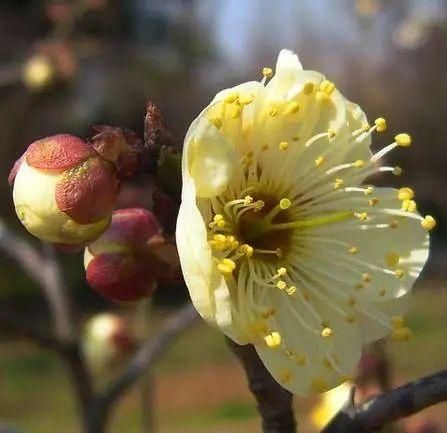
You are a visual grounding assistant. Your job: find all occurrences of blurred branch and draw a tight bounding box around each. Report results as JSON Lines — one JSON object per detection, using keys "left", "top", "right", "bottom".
{"left": 227, "top": 340, "right": 296, "bottom": 433}
{"left": 0, "top": 220, "right": 75, "bottom": 341}
{"left": 323, "top": 369, "right": 447, "bottom": 433}
{"left": 87, "top": 303, "right": 198, "bottom": 433}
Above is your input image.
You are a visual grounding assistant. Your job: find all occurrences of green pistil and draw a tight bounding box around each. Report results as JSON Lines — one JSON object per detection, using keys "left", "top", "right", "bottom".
{"left": 246, "top": 211, "right": 353, "bottom": 240}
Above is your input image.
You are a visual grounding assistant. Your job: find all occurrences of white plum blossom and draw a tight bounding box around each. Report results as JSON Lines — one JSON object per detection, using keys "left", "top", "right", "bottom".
{"left": 176, "top": 50, "right": 434, "bottom": 395}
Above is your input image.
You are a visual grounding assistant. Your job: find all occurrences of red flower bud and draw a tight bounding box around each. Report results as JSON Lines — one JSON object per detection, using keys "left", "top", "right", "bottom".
{"left": 11, "top": 134, "right": 119, "bottom": 245}
{"left": 84, "top": 208, "right": 179, "bottom": 302}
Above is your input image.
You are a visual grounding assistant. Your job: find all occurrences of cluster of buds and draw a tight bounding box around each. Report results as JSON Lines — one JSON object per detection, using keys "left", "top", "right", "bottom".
{"left": 9, "top": 127, "right": 144, "bottom": 248}
{"left": 84, "top": 208, "right": 179, "bottom": 302}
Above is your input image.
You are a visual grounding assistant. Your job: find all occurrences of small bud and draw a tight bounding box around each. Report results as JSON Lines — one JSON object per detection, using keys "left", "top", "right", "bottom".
{"left": 90, "top": 125, "right": 144, "bottom": 179}
{"left": 22, "top": 55, "right": 54, "bottom": 90}
{"left": 11, "top": 134, "right": 118, "bottom": 245}
{"left": 82, "top": 313, "right": 136, "bottom": 370}
{"left": 84, "top": 208, "right": 180, "bottom": 302}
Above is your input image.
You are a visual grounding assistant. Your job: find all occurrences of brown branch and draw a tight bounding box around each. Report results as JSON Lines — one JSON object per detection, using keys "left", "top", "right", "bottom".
{"left": 0, "top": 220, "right": 75, "bottom": 341}
{"left": 323, "top": 369, "right": 447, "bottom": 433}
{"left": 227, "top": 340, "right": 296, "bottom": 433}
{"left": 87, "top": 303, "right": 198, "bottom": 433}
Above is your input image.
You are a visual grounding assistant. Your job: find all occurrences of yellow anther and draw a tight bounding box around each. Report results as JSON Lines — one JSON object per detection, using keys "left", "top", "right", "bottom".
{"left": 349, "top": 246, "right": 358, "bottom": 254}
{"left": 321, "top": 327, "right": 333, "bottom": 338}
{"left": 395, "top": 133, "right": 412, "bottom": 147}
{"left": 333, "top": 178, "right": 344, "bottom": 189}
{"left": 280, "top": 370, "right": 293, "bottom": 383}
{"left": 421, "top": 215, "right": 436, "bottom": 230}
{"left": 374, "top": 117, "right": 387, "bottom": 132}
{"left": 320, "top": 79, "right": 335, "bottom": 95}
{"left": 217, "top": 258, "right": 236, "bottom": 275}
{"left": 328, "top": 128, "right": 336, "bottom": 138}
{"left": 302, "top": 82, "right": 314, "bottom": 95}
{"left": 391, "top": 315, "right": 405, "bottom": 328}
{"left": 276, "top": 280, "right": 287, "bottom": 290}
{"left": 240, "top": 244, "right": 254, "bottom": 257}
{"left": 279, "top": 141, "right": 289, "bottom": 151}
{"left": 214, "top": 214, "right": 224, "bottom": 223}
{"left": 393, "top": 166, "right": 403, "bottom": 176}
{"left": 401, "top": 199, "right": 417, "bottom": 212}
{"left": 392, "top": 327, "right": 412, "bottom": 341}
{"left": 229, "top": 104, "right": 242, "bottom": 119}
{"left": 254, "top": 200, "right": 265, "bottom": 211}
{"left": 277, "top": 267, "right": 287, "bottom": 276}
{"left": 224, "top": 92, "right": 238, "bottom": 103}
{"left": 354, "top": 159, "right": 365, "bottom": 168}
{"left": 279, "top": 198, "right": 292, "bottom": 210}
{"left": 394, "top": 269, "right": 405, "bottom": 279}
{"left": 239, "top": 93, "right": 254, "bottom": 105}
{"left": 213, "top": 233, "right": 226, "bottom": 243}
{"left": 262, "top": 143, "right": 269, "bottom": 151}
{"left": 347, "top": 297, "right": 356, "bottom": 306}
{"left": 398, "top": 187, "right": 414, "bottom": 201}
{"left": 379, "top": 288, "right": 387, "bottom": 297}
{"left": 346, "top": 315, "right": 356, "bottom": 324}
{"left": 385, "top": 252, "right": 400, "bottom": 268}
{"left": 362, "top": 272, "right": 372, "bottom": 283}
{"left": 210, "top": 117, "right": 222, "bottom": 129}
{"left": 264, "top": 331, "right": 282, "bottom": 348}
{"left": 364, "top": 186, "right": 374, "bottom": 196}
{"left": 368, "top": 198, "right": 379, "bottom": 207}
{"left": 389, "top": 219, "right": 399, "bottom": 229}
{"left": 243, "top": 195, "right": 254, "bottom": 205}
{"left": 362, "top": 122, "right": 370, "bottom": 132}
{"left": 286, "top": 286, "right": 297, "bottom": 296}
{"left": 269, "top": 108, "right": 278, "bottom": 117}
{"left": 262, "top": 67, "right": 273, "bottom": 78}
{"left": 356, "top": 212, "right": 368, "bottom": 221}
{"left": 315, "top": 156, "right": 325, "bottom": 167}
{"left": 284, "top": 101, "right": 300, "bottom": 115}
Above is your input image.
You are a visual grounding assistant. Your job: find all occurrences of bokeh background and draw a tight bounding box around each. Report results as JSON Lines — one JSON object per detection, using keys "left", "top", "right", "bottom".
{"left": 0, "top": 0, "right": 446, "bottom": 432}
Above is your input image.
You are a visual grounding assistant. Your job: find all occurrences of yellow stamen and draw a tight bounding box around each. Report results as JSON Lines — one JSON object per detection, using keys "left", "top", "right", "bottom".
{"left": 284, "top": 101, "right": 300, "bottom": 115}
{"left": 286, "top": 286, "right": 297, "bottom": 296}
{"left": 354, "top": 159, "right": 365, "bottom": 168}
{"left": 302, "top": 82, "right": 314, "bottom": 95}
{"left": 401, "top": 199, "right": 417, "bottom": 212}
{"left": 321, "top": 327, "right": 333, "bottom": 338}
{"left": 398, "top": 187, "right": 414, "bottom": 201}
{"left": 421, "top": 215, "right": 436, "bottom": 230}
{"left": 210, "top": 117, "right": 222, "bottom": 129}
{"left": 349, "top": 246, "right": 358, "bottom": 254}
{"left": 315, "top": 156, "right": 325, "bottom": 167}
{"left": 262, "top": 67, "right": 273, "bottom": 78}
{"left": 392, "top": 327, "right": 412, "bottom": 341}
{"left": 264, "top": 331, "right": 282, "bottom": 348}
{"left": 374, "top": 117, "right": 387, "bottom": 132}
{"left": 394, "top": 269, "right": 405, "bottom": 279}
{"left": 395, "top": 133, "right": 412, "bottom": 147}
{"left": 279, "top": 198, "right": 291, "bottom": 209}
{"left": 217, "top": 258, "right": 236, "bottom": 275}
{"left": 279, "top": 141, "right": 289, "bottom": 151}
{"left": 385, "top": 252, "right": 400, "bottom": 268}
{"left": 276, "top": 280, "right": 287, "bottom": 290}
{"left": 224, "top": 92, "right": 238, "bottom": 103}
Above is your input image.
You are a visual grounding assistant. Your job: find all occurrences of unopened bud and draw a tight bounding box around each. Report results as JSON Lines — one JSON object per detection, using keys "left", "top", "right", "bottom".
{"left": 84, "top": 208, "right": 179, "bottom": 302}
{"left": 10, "top": 134, "right": 118, "bottom": 245}
{"left": 82, "top": 313, "right": 136, "bottom": 370}
{"left": 90, "top": 125, "right": 144, "bottom": 179}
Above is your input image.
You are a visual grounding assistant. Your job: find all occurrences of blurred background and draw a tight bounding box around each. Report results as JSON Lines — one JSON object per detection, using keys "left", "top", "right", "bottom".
{"left": 0, "top": 0, "right": 446, "bottom": 432}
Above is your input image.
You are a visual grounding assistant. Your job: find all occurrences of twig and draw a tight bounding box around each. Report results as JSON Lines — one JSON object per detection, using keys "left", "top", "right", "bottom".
{"left": 227, "top": 340, "right": 296, "bottom": 433}
{"left": 87, "top": 303, "right": 198, "bottom": 433}
{"left": 323, "top": 369, "right": 447, "bottom": 433}
{"left": 41, "top": 243, "right": 75, "bottom": 341}
{"left": 0, "top": 220, "right": 75, "bottom": 341}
